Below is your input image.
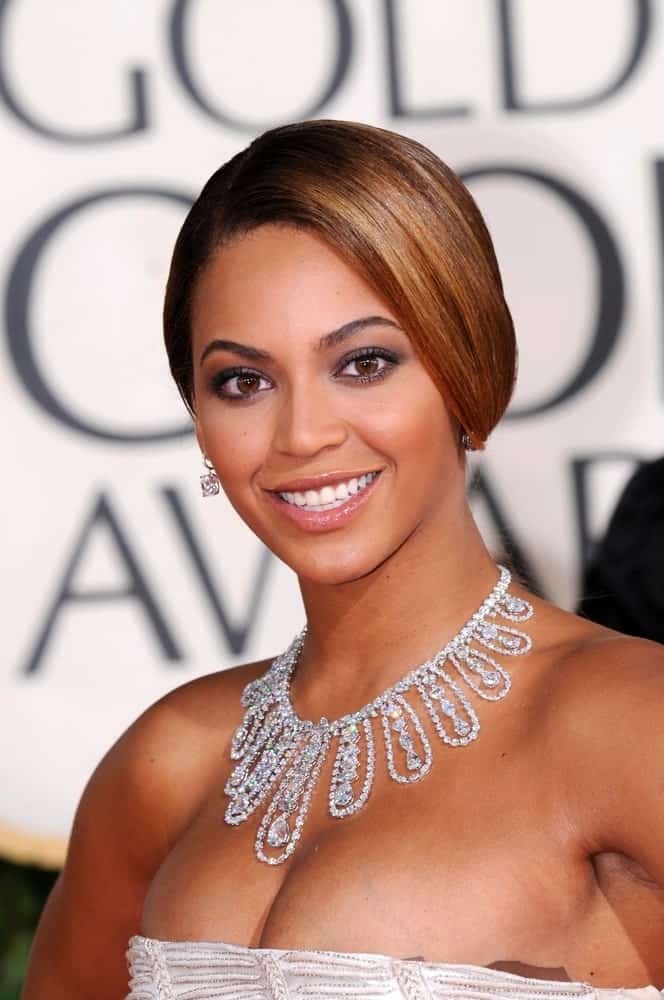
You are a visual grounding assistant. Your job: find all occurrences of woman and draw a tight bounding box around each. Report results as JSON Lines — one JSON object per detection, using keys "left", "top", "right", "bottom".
{"left": 23, "top": 120, "right": 664, "bottom": 999}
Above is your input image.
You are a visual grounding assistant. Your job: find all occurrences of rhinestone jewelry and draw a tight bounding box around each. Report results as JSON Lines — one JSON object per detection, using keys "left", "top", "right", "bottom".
{"left": 200, "top": 455, "right": 220, "bottom": 497}
{"left": 224, "top": 565, "right": 534, "bottom": 865}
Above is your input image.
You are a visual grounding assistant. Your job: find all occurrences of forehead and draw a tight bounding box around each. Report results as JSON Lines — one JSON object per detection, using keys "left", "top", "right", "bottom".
{"left": 190, "top": 225, "right": 397, "bottom": 349}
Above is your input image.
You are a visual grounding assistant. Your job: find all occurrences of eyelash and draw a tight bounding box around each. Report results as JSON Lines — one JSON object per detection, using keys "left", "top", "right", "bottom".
{"left": 208, "top": 347, "right": 399, "bottom": 402}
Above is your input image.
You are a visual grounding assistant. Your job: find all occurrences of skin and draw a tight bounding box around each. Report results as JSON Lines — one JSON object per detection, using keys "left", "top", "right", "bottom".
{"left": 22, "top": 225, "right": 664, "bottom": 999}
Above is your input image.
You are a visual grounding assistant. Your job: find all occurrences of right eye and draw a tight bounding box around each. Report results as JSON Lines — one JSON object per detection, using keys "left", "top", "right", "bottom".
{"left": 210, "top": 368, "right": 272, "bottom": 400}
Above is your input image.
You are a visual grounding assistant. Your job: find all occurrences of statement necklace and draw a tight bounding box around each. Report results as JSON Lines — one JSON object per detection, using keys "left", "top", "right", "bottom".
{"left": 224, "top": 565, "right": 534, "bottom": 865}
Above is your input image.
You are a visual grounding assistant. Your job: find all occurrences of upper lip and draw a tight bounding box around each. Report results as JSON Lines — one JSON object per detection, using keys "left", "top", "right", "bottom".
{"left": 265, "top": 469, "right": 382, "bottom": 493}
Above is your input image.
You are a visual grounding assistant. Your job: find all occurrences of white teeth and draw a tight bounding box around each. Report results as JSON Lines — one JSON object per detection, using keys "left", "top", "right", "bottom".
{"left": 278, "top": 472, "right": 378, "bottom": 510}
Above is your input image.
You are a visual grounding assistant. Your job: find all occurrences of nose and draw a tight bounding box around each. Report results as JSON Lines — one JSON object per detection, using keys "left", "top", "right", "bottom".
{"left": 271, "top": 381, "right": 348, "bottom": 458}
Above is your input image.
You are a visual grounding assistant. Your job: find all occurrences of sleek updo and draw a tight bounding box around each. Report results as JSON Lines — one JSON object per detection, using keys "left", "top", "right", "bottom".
{"left": 163, "top": 119, "right": 516, "bottom": 449}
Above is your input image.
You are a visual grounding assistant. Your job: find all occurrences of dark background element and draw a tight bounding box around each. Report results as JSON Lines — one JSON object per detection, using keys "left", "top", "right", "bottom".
{"left": 578, "top": 458, "right": 664, "bottom": 641}
{"left": 0, "top": 860, "right": 57, "bottom": 999}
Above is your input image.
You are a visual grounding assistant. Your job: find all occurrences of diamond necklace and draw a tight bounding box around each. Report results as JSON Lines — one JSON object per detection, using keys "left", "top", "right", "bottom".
{"left": 224, "top": 565, "right": 533, "bottom": 865}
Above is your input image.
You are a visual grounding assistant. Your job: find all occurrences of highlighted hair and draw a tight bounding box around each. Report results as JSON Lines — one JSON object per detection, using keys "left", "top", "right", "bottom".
{"left": 163, "top": 119, "right": 516, "bottom": 448}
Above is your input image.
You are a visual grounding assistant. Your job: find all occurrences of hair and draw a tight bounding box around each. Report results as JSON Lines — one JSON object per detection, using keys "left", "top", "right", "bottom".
{"left": 163, "top": 119, "right": 516, "bottom": 448}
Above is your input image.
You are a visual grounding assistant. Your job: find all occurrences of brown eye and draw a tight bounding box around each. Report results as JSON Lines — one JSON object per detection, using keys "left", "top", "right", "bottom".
{"left": 237, "top": 374, "right": 261, "bottom": 395}
{"left": 336, "top": 349, "right": 397, "bottom": 384}
{"left": 211, "top": 368, "right": 272, "bottom": 400}
{"left": 355, "top": 357, "right": 380, "bottom": 377}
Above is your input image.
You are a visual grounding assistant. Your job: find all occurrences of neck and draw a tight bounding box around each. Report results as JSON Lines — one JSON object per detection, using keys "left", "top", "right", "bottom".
{"left": 291, "top": 502, "right": 498, "bottom": 721}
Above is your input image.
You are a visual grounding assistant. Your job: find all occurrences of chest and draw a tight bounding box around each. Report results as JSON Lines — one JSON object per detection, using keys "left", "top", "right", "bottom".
{"left": 142, "top": 736, "right": 587, "bottom": 963}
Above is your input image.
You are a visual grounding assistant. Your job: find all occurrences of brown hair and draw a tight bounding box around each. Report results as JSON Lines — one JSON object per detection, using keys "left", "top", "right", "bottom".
{"left": 163, "top": 119, "right": 516, "bottom": 448}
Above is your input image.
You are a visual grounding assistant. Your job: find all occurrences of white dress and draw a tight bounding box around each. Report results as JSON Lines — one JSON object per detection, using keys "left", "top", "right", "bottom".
{"left": 125, "top": 936, "right": 664, "bottom": 1000}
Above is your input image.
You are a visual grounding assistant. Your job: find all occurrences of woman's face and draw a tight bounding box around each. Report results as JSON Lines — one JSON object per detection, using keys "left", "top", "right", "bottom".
{"left": 191, "top": 224, "right": 464, "bottom": 585}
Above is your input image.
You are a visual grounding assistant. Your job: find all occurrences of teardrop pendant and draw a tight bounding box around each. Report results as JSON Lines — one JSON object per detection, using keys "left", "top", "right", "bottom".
{"left": 255, "top": 725, "right": 330, "bottom": 865}
{"left": 266, "top": 815, "right": 290, "bottom": 848}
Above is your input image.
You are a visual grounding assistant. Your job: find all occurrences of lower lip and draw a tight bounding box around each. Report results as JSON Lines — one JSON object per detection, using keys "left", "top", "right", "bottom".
{"left": 265, "top": 474, "right": 382, "bottom": 532}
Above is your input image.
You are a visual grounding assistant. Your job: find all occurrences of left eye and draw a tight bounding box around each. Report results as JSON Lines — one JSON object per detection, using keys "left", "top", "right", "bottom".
{"left": 337, "top": 353, "right": 394, "bottom": 380}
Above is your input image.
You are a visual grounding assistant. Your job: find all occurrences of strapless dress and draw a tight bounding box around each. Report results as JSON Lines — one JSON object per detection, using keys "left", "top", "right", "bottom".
{"left": 125, "top": 935, "right": 664, "bottom": 1000}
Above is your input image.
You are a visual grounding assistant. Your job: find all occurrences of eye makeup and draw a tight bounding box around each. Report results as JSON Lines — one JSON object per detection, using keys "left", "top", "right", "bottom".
{"left": 208, "top": 367, "right": 272, "bottom": 401}
{"left": 207, "top": 346, "right": 402, "bottom": 401}
{"left": 333, "top": 346, "right": 400, "bottom": 384}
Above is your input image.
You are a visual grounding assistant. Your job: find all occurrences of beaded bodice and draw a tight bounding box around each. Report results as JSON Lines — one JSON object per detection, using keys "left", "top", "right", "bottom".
{"left": 125, "top": 936, "right": 664, "bottom": 1000}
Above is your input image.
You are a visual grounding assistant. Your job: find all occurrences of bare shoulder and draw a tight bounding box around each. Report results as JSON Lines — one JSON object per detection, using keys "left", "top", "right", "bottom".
{"left": 83, "top": 655, "right": 273, "bottom": 863}
{"left": 531, "top": 596, "right": 664, "bottom": 717}
{"left": 526, "top": 596, "right": 664, "bottom": 877}
{"left": 119, "top": 658, "right": 270, "bottom": 793}
{"left": 63, "top": 655, "right": 274, "bottom": 908}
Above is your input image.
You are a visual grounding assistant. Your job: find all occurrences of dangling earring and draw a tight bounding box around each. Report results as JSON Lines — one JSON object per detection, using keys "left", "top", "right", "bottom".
{"left": 200, "top": 455, "right": 220, "bottom": 497}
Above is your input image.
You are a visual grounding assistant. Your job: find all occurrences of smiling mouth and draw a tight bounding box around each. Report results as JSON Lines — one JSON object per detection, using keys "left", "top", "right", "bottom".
{"left": 275, "top": 471, "right": 381, "bottom": 511}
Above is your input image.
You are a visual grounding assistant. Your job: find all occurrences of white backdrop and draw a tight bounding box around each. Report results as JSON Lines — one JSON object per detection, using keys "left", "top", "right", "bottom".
{"left": 1, "top": 0, "right": 663, "bottom": 866}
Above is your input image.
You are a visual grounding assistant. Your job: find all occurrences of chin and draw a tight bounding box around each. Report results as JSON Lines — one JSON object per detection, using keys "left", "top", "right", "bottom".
{"left": 296, "top": 563, "right": 379, "bottom": 587}
{"left": 237, "top": 498, "right": 414, "bottom": 585}
{"left": 283, "top": 542, "right": 397, "bottom": 587}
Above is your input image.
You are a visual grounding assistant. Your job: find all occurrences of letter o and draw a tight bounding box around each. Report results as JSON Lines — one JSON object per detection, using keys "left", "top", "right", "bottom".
{"left": 169, "top": 0, "right": 353, "bottom": 132}
{"left": 461, "top": 165, "right": 625, "bottom": 417}
{"left": 5, "top": 186, "right": 194, "bottom": 443}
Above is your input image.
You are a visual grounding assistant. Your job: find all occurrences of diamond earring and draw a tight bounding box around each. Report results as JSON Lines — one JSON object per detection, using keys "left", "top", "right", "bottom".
{"left": 200, "top": 455, "right": 220, "bottom": 497}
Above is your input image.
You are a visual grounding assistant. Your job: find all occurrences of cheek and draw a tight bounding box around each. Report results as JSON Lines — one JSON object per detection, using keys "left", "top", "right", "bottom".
{"left": 362, "top": 382, "right": 455, "bottom": 462}
{"left": 197, "top": 402, "right": 267, "bottom": 487}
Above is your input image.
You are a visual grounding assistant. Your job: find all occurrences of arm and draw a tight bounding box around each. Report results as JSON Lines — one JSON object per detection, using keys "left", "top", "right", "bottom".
{"left": 21, "top": 708, "right": 177, "bottom": 1000}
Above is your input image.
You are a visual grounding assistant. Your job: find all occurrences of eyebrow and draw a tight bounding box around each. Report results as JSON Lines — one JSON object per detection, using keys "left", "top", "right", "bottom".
{"left": 198, "top": 315, "right": 402, "bottom": 365}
